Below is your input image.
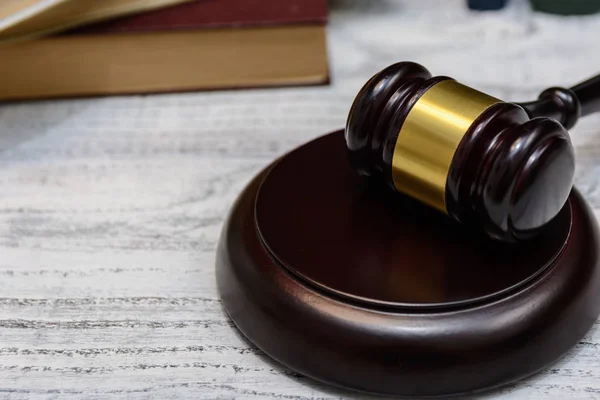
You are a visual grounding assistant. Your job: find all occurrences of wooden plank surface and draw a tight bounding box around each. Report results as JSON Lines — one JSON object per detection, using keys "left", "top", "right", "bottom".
{"left": 1, "top": 0, "right": 600, "bottom": 398}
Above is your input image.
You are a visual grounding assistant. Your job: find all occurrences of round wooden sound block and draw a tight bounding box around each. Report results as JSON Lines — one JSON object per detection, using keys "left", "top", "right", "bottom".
{"left": 216, "top": 130, "right": 600, "bottom": 398}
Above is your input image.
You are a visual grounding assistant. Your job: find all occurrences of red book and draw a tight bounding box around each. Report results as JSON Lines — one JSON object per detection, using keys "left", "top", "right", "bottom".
{"left": 77, "top": 0, "right": 328, "bottom": 33}
{"left": 0, "top": 0, "right": 329, "bottom": 101}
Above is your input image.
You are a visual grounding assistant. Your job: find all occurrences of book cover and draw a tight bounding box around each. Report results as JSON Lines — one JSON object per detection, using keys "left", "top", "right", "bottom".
{"left": 71, "top": 0, "right": 328, "bottom": 34}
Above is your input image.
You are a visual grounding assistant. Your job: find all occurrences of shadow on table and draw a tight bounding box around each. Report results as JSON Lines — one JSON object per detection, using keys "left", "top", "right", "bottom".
{"left": 0, "top": 98, "right": 94, "bottom": 153}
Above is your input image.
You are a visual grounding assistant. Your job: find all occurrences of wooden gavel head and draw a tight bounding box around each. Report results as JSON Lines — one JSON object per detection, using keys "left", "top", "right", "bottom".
{"left": 345, "top": 61, "right": 581, "bottom": 242}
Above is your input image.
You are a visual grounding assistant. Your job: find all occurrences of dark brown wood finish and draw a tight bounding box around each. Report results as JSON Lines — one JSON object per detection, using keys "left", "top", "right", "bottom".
{"left": 216, "top": 130, "right": 600, "bottom": 397}
{"left": 571, "top": 73, "right": 600, "bottom": 116}
{"left": 519, "top": 72, "right": 600, "bottom": 125}
{"left": 446, "top": 103, "right": 575, "bottom": 242}
{"left": 345, "top": 62, "right": 438, "bottom": 191}
{"left": 345, "top": 61, "right": 600, "bottom": 242}
{"left": 255, "top": 131, "right": 570, "bottom": 307}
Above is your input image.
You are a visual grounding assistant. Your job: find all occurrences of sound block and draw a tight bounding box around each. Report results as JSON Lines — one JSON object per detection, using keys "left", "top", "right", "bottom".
{"left": 216, "top": 130, "right": 600, "bottom": 398}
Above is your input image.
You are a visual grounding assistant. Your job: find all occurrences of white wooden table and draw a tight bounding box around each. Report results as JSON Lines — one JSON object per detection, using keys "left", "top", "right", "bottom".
{"left": 1, "top": 0, "right": 600, "bottom": 398}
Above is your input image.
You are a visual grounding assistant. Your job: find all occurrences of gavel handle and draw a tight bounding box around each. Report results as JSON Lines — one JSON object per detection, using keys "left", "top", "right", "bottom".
{"left": 518, "top": 72, "right": 600, "bottom": 129}
{"left": 571, "top": 74, "right": 600, "bottom": 117}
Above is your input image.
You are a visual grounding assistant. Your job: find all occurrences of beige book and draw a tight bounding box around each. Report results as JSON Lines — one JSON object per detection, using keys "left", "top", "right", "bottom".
{"left": 0, "top": 25, "right": 329, "bottom": 101}
{"left": 0, "top": 0, "right": 55, "bottom": 20}
{"left": 0, "top": 0, "right": 195, "bottom": 42}
{"left": 0, "top": 0, "right": 65, "bottom": 28}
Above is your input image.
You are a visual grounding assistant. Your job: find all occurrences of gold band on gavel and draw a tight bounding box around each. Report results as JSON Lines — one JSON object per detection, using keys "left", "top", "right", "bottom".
{"left": 391, "top": 79, "right": 500, "bottom": 214}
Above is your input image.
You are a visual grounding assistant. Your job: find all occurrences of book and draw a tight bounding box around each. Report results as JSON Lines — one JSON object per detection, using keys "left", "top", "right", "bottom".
{"left": 0, "top": 0, "right": 329, "bottom": 101}
{"left": 74, "top": 0, "right": 328, "bottom": 33}
{"left": 0, "top": 0, "right": 196, "bottom": 42}
{"left": 0, "top": 0, "right": 58, "bottom": 22}
{"left": 0, "top": 0, "right": 62, "bottom": 22}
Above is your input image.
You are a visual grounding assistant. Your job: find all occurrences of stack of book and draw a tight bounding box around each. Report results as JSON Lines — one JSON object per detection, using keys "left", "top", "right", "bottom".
{"left": 0, "top": 0, "right": 329, "bottom": 101}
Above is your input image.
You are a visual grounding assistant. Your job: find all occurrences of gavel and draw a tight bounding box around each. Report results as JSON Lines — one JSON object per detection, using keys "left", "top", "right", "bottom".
{"left": 345, "top": 61, "right": 600, "bottom": 242}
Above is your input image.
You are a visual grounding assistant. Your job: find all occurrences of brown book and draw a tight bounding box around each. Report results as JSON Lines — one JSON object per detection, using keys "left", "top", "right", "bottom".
{"left": 0, "top": 0, "right": 329, "bottom": 101}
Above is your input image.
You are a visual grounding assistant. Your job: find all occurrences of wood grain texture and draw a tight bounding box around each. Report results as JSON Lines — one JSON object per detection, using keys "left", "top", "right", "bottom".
{"left": 0, "top": 0, "right": 600, "bottom": 398}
